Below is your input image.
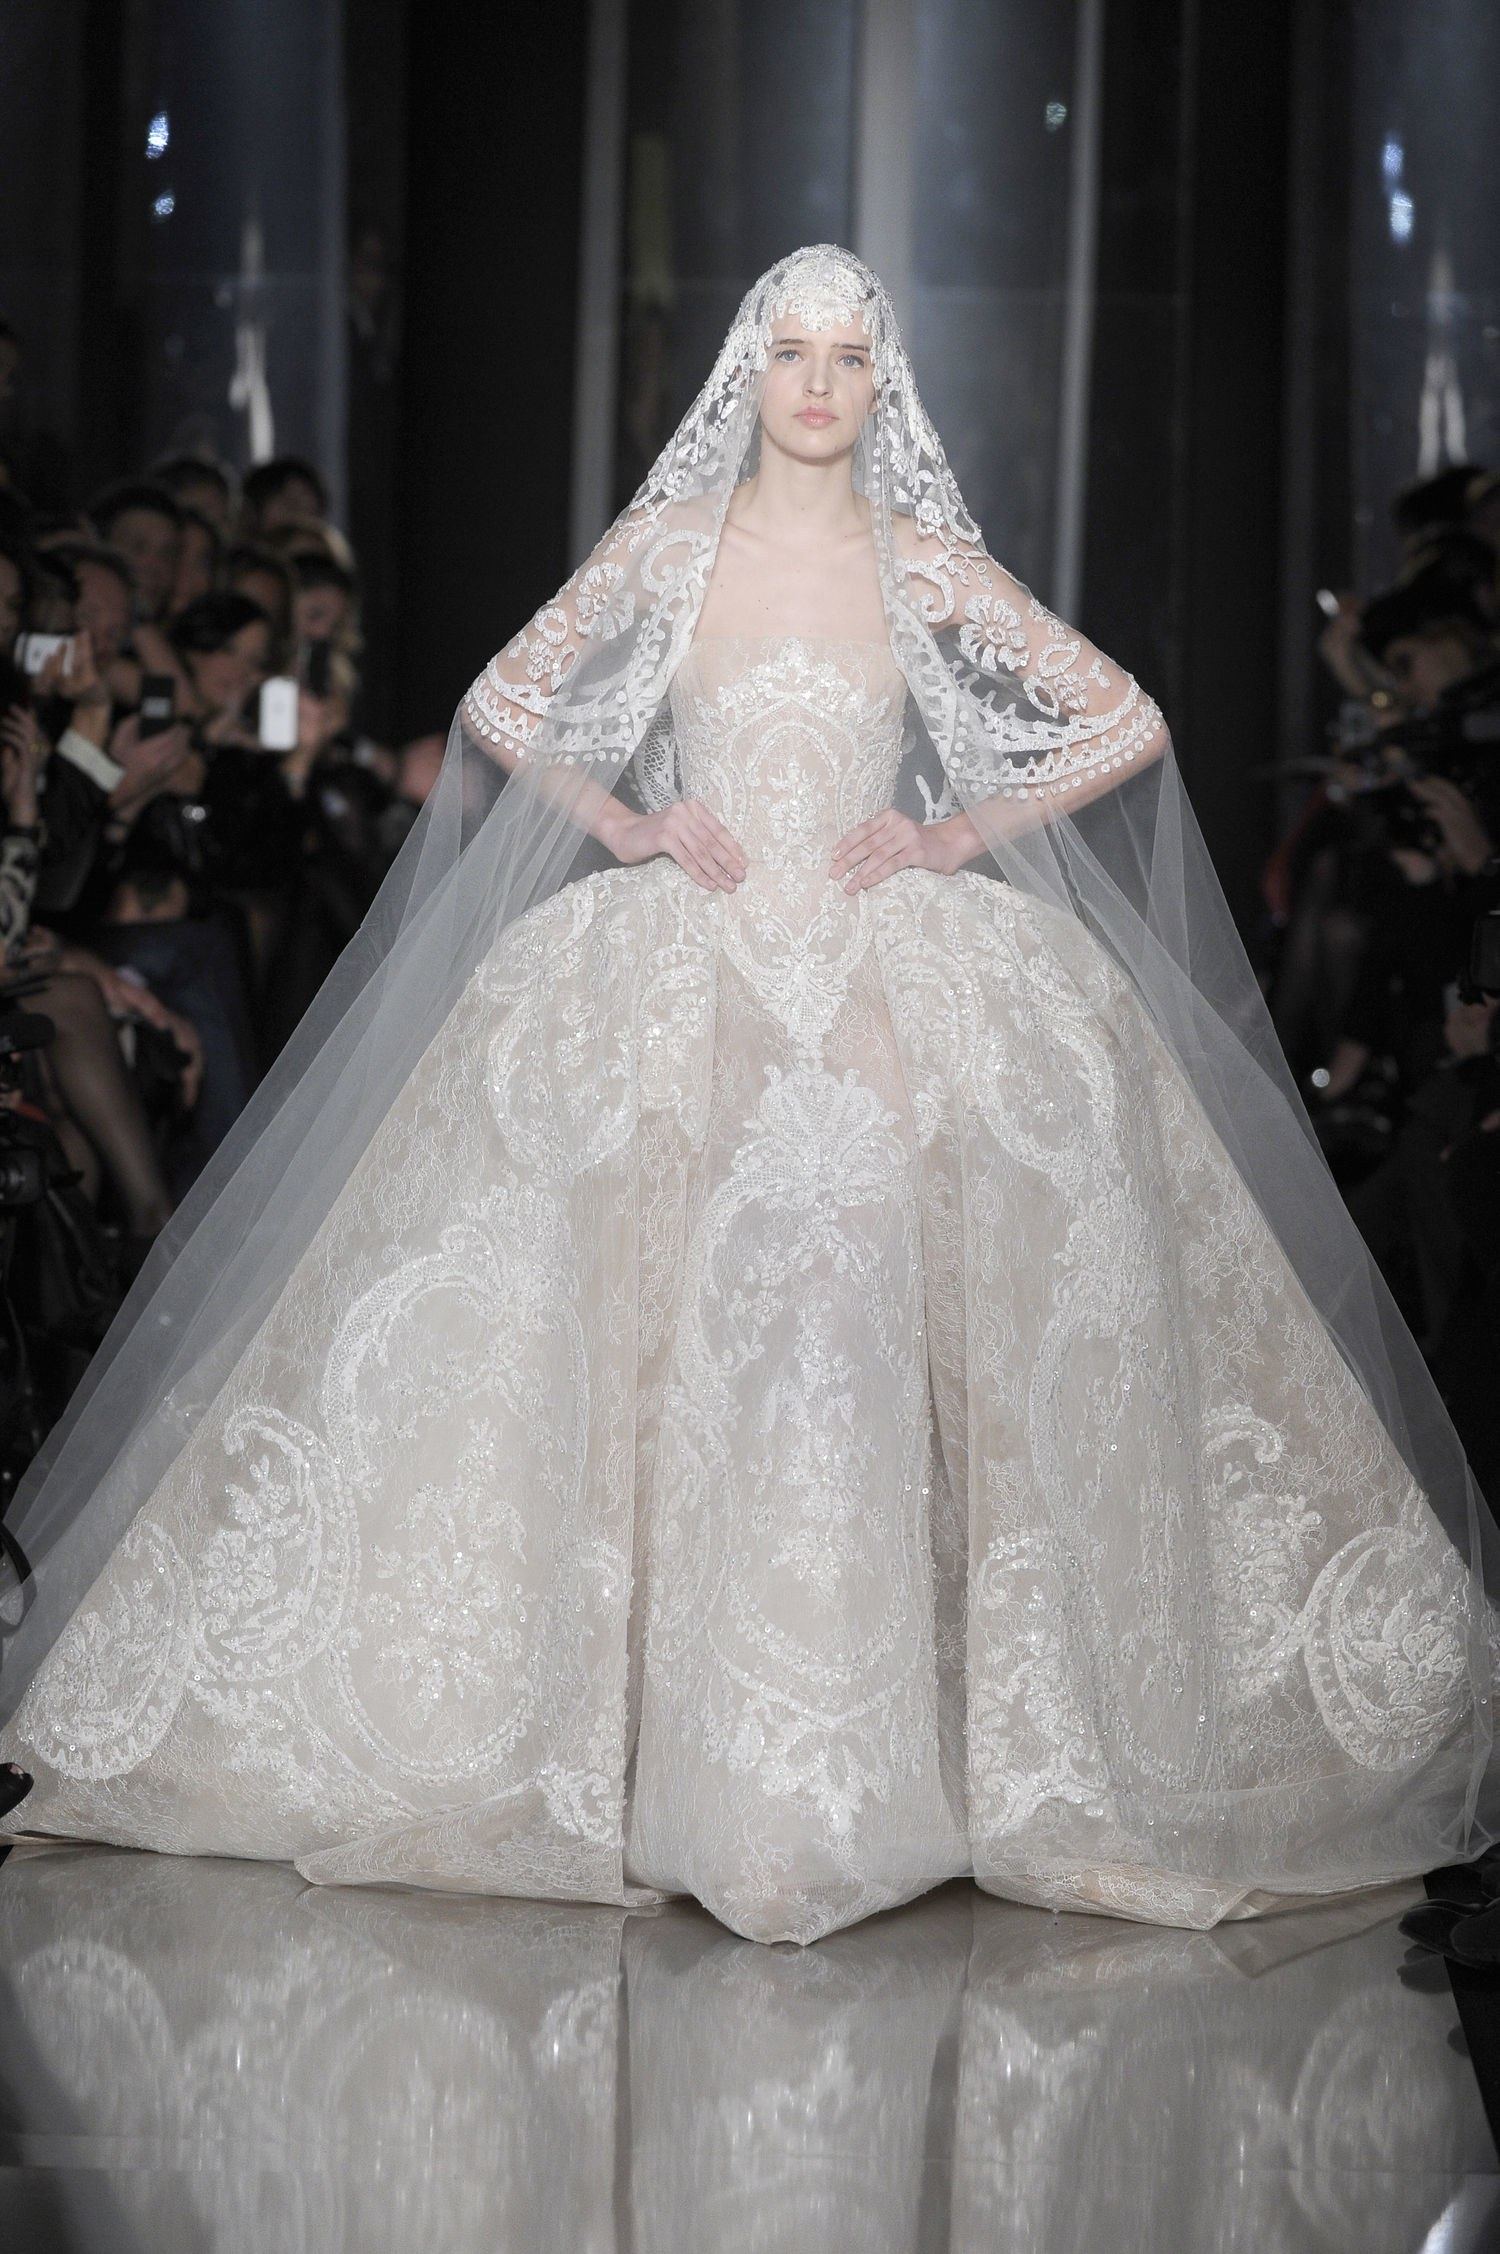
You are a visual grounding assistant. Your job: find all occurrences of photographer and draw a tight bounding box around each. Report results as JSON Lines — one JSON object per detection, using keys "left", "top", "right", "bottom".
{"left": 261, "top": 644, "right": 406, "bottom": 1054}
{"left": 1311, "top": 542, "right": 1500, "bottom": 1110}
{"left": 45, "top": 540, "right": 135, "bottom": 718}
{"left": 88, "top": 593, "right": 277, "bottom": 1174}
{"left": 1424, "top": 982, "right": 1500, "bottom": 1489}
{"left": 1296, "top": 548, "right": 1500, "bottom": 1351}
{"left": 0, "top": 659, "right": 178, "bottom": 1248}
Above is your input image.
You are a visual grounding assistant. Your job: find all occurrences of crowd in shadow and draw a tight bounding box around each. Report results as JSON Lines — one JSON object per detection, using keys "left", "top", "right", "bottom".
{"left": 1261, "top": 463, "right": 1500, "bottom": 1488}
{"left": 0, "top": 375, "right": 444, "bottom": 1496}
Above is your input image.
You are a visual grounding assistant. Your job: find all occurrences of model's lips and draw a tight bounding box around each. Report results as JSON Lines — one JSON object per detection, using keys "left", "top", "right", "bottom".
{"left": 796, "top": 409, "right": 836, "bottom": 425}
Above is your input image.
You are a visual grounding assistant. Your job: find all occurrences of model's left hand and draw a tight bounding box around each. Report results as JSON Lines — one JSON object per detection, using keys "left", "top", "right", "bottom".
{"left": 829, "top": 808, "right": 980, "bottom": 890}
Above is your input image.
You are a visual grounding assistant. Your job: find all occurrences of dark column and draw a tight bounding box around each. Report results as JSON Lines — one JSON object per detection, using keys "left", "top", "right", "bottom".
{"left": 392, "top": 6, "right": 589, "bottom": 735}
{"left": 1079, "top": 0, "right": 1191, "bottom": 737}
{"left": 0, "top": 0, "right": 89, "bottom": 509}
{"left": 343, "top": 0, "right": 409, "bottom": 737}
{"left": 1085, "top": 0, "right": 1297, "bottom": 930}
{"left": 1175, "top": 0, "right": 1295, "bottom": 924}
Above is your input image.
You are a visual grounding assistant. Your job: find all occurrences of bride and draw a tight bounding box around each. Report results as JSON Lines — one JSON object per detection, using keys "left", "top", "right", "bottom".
{"left": 0, "top": 246, "right": 1495, "bottom": 1945}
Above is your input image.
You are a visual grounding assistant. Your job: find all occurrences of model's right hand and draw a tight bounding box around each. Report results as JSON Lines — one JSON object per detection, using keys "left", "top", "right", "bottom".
{"left": 609, "top": 798, "right": 747, "bottom": 890}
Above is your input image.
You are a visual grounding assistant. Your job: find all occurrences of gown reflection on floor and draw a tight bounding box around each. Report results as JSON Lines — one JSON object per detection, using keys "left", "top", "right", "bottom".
{"left": 0, "top": 1843, "right": 1495, "bottom": 2253}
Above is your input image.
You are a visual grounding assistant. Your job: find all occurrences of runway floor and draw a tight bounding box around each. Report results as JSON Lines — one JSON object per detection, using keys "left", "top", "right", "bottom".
{"left": 0, "top": 1841, "right": 1495, "bottom": 2251}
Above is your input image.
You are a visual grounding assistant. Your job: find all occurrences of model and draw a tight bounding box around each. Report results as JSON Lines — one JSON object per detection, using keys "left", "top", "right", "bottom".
{"left": 1, "top": 246, "right": 1494, "bottom": 1945}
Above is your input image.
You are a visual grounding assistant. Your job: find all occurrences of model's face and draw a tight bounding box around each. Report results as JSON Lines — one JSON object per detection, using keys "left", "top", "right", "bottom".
{"left": 190, "top": 620, "right": 270, "bottom": 715}
{"left": 111, "top": 507, "right": 180, "bottom": 622}
{"left": 76, "top": 561, "right": 132, "bottom": 661}
{"left": 758, "top": 312, "right": 876, "bottom": 466}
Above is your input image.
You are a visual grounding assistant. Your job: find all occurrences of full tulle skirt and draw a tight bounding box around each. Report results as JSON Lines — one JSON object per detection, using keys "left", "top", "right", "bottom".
{"left": 0, "top": 861, "right": 1487, "bottom": 1942}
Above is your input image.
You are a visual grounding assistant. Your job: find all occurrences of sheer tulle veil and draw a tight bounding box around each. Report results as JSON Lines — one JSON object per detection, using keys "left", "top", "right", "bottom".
{"left": 2, "top": 245, "right": 1495, "bottom": 1866}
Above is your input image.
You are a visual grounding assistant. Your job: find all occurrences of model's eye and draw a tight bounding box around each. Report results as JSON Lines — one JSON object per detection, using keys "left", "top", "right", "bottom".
{"left": 839, "top": 354, "right": 866, "bottom": 368}
{"left": 774, "top": 347, "right": 801, "bottom": 362}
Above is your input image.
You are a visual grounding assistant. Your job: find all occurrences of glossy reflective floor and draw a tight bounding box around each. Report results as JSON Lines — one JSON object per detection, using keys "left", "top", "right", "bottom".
{"left": 0, "top": 1844, "right": 1495, "bottom": 2252}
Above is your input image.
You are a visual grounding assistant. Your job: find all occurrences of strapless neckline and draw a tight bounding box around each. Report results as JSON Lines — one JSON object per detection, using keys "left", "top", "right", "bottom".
{"left": 683, "top": 630, "right": 894, "bottom": 658}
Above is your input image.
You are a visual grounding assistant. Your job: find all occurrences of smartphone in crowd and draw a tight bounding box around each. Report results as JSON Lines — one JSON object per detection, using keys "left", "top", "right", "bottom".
{"left": 138, "top": 673, "right": 177, "bottom": 739}
{"left": 13, "top": 630, "right": 76, "bottom": 677}
{"left": 258, "top": 675, "right": 300, "bottom": 752}
{"left": 303, "top": 636, "right": 333, "bottom": 698}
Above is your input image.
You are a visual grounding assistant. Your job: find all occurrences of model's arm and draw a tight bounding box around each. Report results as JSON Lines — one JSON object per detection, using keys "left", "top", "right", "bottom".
{"left": 891, "top": 515, "right": 1170, "bottom": 861}
{"left": 460, "top": 507, "right": 668, "bottom": 850}
{"left": 460, "top": 509, "right": 747, "bottom": 890}
{"left": 460, "top": 580, "right": 620, "bottom": 846}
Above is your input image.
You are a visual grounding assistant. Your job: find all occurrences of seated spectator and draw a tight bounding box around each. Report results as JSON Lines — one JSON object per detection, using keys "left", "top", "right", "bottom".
{"left": 288, "top": 548, "right": 364, "bottom": 686}
{"left": 265, "top": 511, "right": 358, "bottom": 577}
{"left": 1, "top": 657, "right": 178, "bottom": 1243}
{"left": 1392, "top": 463, "right": 1495, "bottom": 552}
{"left": 1347, "top": 987, "right": 1500, "bottom": 1354}
{"left": 0, "top": 674, "right": 42, "bottom": 956}
{"left": 396, "top": 733, "right": 444, "bottom": 811}
{"left": 0, "top": 531, "right": 30, "bottom": 656}
{"left": 239, "top": 455, "right": 329, "bottom": 540}
{"left": 4, "top": 556, "right": 122, "bottom": 917}
{"left": 261, "top": 657, "right": 397, "bottom": 1050}
{"left": 43, "top": 539, "right": 136, "bottom": 716}
{"left": 169, "top": 503, "right": 223, "bottom": 616}
{"left": 70, "top": 591, "right": 292, "bottom": 1164}
{"left": 1359, "top": 540, "right": 1498, "bottom": 712}
{"left": 292, "top": 549, "right": 354, "bottom": 639}
{"left": 151, "top": 452, "right": 236, "bottom": 535}
{"left": 85, "top": 480, "right": 183, "bottom": 627}
{"left": 117, "top": 591, "right": 295, "bottom": 1046}
{"left": 26, "top": 629, "right": 125, "bottom": 920}
{"left": 1308, "top": 552, "right": 1500, "bottom": 1099}
{"left": 225, "top": 541, "right": 296, "bottom": 672}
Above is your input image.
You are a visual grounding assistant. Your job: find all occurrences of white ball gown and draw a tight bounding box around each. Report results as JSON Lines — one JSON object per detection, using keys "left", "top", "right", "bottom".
{"left": 0, "top": 628, "right": 1486, "bottom": 1942}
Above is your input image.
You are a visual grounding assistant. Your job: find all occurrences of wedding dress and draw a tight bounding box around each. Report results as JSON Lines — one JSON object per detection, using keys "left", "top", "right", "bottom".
{"left": 0, "top": 621, "right": 1486, "bottom": 1941}
{"left": 0, "top": 247, "right": 1495, "bottom": 1941}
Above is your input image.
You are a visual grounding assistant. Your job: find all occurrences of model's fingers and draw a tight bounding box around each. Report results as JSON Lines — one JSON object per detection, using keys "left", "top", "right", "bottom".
{"left": 846, "top": 841, "right": 910, "bottom": 890}
{"left": 674, "top": 838, "right": 723, "bottom": 890}
{"left": 835, "top": 815, "right": 907, "bottom": 874}
{"left": 685, "top": 808, "right": 743, "bottom": 883}
{"left": 684, "top": 814, "right": 739, "bottom": 882}
{"left": 687, "top": 802, "right": 746, "bottom": 875}
{"left": 829, "top": 812, "right": 889, "bottom": 869}
{"left": 701, "top": 811, "right": 747, "bottom": 871}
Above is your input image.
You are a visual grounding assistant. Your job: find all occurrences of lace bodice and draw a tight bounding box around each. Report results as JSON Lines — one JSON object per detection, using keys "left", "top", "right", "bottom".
{"left": 668, "top": 634, "right": 907, "bottom": 872}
